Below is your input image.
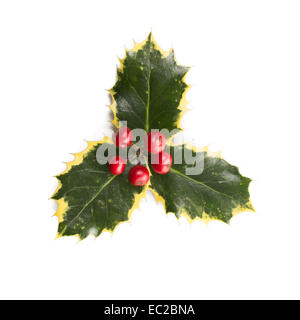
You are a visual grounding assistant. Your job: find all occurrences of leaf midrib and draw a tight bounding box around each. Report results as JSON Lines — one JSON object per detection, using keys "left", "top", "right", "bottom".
{"left": 145, "top": 39, "right": 151, "bottom": 132}
{"left": 170, "top": 168, "right": 234, "bottom": 200}
{"left": 60, "top": 174, "right": 117, "bottom": 236}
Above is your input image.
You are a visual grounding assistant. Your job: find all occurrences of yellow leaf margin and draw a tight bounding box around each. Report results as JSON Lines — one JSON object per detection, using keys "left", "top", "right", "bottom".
{"left": 52, "top": 136, "right": 149, "bottom": 240}
{"left": 108, "top": 33, "right": 190, "bottom": 131}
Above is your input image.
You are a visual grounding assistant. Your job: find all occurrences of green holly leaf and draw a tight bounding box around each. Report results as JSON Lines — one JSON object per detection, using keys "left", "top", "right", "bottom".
{"left": 52, "top": 139, "right": 146, "bottom": 240}
{"left": 110, "top": 33, "right": 189, "bottom": 132}
{"left": 149, "top": 145, "right": 253, "bottom": 223}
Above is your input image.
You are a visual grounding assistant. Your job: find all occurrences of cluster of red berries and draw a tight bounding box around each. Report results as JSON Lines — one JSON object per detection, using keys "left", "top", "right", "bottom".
{"left": 108, "top": 127, "right": 173, "bottom": 186}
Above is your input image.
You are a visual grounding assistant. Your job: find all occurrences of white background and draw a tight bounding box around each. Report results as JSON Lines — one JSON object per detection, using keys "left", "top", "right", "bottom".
{"left": 0, "top": 0, "right": 300, "bottom": 300}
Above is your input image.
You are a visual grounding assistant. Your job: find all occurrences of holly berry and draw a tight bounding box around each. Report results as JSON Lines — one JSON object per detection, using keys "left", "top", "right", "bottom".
{"left": 114, "top": 127, "right": 133, "bottom": 148}
{"left": 128, "top": 165, "right": 149, "bottom": 186}
{"left": 109, "top": 156, "right": 126, "bottom": 175}
{"left": 145, "top": 131, "right": 166, "bottom": 154}
{"left": 152, "top": 151, "right": 173, "bottom": 174}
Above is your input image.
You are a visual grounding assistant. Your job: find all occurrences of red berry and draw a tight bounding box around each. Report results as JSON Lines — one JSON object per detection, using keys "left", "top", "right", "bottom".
{"left": 145, "top": 131, "right": 166, "bottom": 154}
{"left": 152, "top": 152, "right": 173, "bottom": 174}
{"left": 109, "top": 156, "right": 126, "bottom": 175}
{"left": 128, "top": 165, "right": 149, "bottom": 186}
{"left": 114, "top": 127, "right": 133, "bottom": 148}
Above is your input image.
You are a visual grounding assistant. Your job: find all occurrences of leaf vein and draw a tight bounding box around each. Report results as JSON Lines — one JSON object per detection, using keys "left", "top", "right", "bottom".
{"left": 170, "top": 168, "right": 234, "bottom": 200}
{"left": 60, "top": 175, "right": 117, "bottom": 236}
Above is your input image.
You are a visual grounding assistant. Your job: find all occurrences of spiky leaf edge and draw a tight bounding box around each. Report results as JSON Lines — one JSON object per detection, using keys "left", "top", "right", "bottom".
{"left": 149, "top": 142, "right": 255, "bottom": 225}
{"left": 108, "top": 33, "right": 191, "bottom": 133}
{"left": 51, "top": 136, "right": 149, "bottom": 240}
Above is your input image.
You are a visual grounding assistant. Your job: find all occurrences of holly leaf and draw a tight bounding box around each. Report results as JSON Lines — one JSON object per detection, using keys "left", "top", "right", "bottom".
{"left": 149, "top": 145, "right": 253, "bottom": 223}
{"left": 52, "top": 139, "right": 146, "bottom": 240}
{"left": 110, "top": 33, "right": 189, "bottom": 132}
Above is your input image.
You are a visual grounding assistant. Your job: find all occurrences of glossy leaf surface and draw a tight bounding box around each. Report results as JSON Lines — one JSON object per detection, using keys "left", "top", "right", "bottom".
{"left": 111, "top": 33, "right": 189, "bottom": 132}
{"left": 150, "top": 145, "right": 253, "bottom": 222}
